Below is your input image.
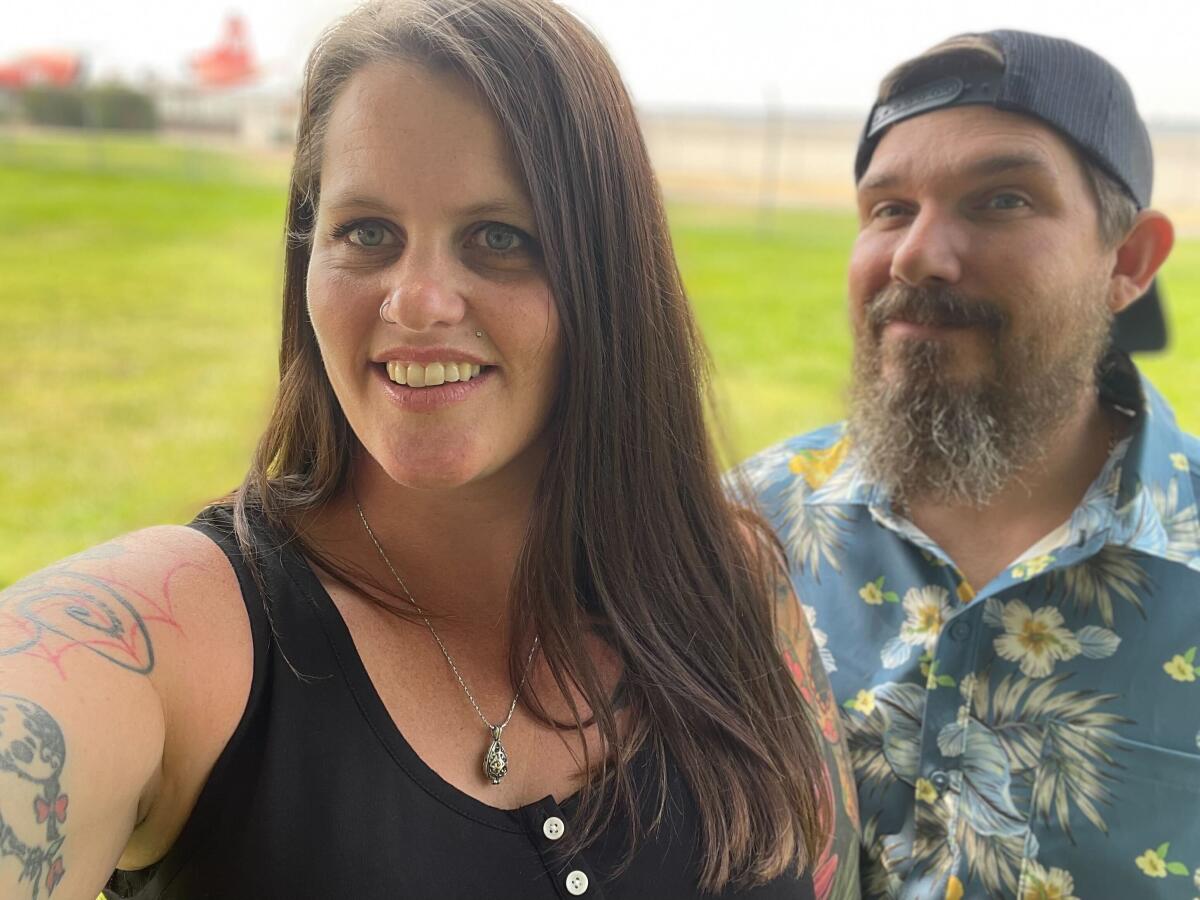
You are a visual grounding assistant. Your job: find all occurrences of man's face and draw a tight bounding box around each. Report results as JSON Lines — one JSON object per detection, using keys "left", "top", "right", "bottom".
{"left": 846, "top": 105, "right": 1117, "bottom": 504}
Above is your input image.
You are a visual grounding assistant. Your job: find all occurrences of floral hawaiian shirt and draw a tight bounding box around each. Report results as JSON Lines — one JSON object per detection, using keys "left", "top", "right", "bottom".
{"left": 738, "top": 363, "right": 1200, "bottom": 900}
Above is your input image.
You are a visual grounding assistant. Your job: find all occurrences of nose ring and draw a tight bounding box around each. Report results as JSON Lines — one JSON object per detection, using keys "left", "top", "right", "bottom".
{"left": 380, "top": 298, "right": 397, "bottom": 324}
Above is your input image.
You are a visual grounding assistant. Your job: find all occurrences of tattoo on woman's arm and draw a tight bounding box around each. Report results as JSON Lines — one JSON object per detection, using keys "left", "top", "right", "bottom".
{"left": 0, "top": 695, "right": 68, "bottom": 898}
{"left": 0, "top": 542, "right": 188, "bottom": 678}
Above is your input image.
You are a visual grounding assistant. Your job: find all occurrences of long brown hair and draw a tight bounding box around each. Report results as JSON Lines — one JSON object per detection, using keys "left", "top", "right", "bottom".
{"left": 231, "top": 0, "right": 828, "bottom": 888}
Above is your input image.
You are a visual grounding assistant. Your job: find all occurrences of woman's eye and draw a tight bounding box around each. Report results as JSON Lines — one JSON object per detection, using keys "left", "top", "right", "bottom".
{"left": 474, "top": 224, "right": 525, "bottom": 253}
{"left": 348, "top": 222, "right": 393, "bottom": 247}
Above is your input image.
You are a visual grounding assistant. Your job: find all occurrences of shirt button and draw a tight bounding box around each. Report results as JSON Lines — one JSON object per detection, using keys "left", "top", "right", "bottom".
{"left": 930, "top": 770, "right": 951, "bottom": 791}
{"left": 565, "top": 870, "right": 589, "bottom": 895}
{"left": 949, "top": 620, "right": 972, "bottom": 641}
{"left": 543, "top": 816, "right": 565, "bottom": 841}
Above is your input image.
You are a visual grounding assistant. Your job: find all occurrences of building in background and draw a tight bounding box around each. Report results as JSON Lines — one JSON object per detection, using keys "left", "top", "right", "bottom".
{"left": 0, "top": 14, "right": 296, "bottom": 145}
{"left": 0, "top": 51, "right": 84, "bottom": 90}
{"left": 0, "top": 50, "right": 85, "bottom": 122}
{"left": 154, "top": 14, "right": 297, "bottom": 147}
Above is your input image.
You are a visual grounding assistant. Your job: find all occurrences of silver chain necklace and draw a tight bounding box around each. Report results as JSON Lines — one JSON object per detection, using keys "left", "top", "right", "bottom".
{"left": 355, "top": 501, "right": 540, "bottom": 785}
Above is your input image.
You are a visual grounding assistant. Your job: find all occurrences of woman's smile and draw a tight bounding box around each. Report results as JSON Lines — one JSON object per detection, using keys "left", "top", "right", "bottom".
{"left": 373, "top": 361, "right": 495, "bottom": 412}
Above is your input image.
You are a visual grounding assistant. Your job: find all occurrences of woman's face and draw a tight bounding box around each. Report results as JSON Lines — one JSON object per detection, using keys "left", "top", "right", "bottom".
{"left": 307, "top": 61, "right": 561, "bottom": 493}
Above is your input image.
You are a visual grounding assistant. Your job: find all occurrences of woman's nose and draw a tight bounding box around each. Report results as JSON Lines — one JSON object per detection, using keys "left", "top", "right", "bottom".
{"left": 380, "top": 249, "right": 467, "bottom": 330}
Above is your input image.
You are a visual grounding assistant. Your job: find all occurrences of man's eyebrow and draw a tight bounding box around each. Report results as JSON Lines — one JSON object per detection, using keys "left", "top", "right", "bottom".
{"left": 858, "top": 171, "right": 902, "bottom": 193}
{"left": 859, "top": 152, "right": 1053, "bottom": 195}
{"left": 964, "top": 152, "right": 1053, "bottom": 179}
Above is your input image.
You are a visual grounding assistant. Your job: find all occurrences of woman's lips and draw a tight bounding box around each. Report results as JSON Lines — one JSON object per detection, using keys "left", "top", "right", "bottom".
{"left": 373, "top": 363, "right": 495, "bottom": 412}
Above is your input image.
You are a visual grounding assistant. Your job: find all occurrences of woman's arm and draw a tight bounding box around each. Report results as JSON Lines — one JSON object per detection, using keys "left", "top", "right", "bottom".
{"left": 0, "top": 526, "right": 249, "bottom": 899}
{"left": 772, "top": 573, "right": 863, "bottom": 900}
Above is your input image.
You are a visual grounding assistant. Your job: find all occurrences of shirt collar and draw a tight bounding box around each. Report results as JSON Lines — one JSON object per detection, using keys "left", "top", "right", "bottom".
{"left": 1106, "top": 364, "right": 1200, "bottom": 566}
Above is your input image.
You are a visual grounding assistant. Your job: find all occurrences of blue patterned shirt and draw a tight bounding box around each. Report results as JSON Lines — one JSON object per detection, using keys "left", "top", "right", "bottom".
{"left": 738, "top": 365, "right": 1200, "bottom": 900}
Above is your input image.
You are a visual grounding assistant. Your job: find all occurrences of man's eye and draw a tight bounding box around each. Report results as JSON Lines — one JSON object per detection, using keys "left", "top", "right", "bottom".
{"left": 986, "top": 193, "right": 1029, "bottom": 211}
{"left": 871, "top": 203, "right": 910, "bottom": 221}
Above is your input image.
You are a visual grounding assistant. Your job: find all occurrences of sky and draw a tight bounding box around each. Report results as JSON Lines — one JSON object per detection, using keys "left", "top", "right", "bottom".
{"left": 3, "top": 0, "right": 1199, "bottom": 122}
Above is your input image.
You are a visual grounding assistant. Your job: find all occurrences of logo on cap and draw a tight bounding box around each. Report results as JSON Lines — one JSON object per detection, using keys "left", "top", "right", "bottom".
{"left": 868, "top": 76, "right": 965, "bottom": 138}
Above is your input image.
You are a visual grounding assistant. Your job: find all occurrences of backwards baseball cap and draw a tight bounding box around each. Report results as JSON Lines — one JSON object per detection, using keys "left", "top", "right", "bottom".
{"left": 855, "top": 30, "right": 1166, "bottom": 352}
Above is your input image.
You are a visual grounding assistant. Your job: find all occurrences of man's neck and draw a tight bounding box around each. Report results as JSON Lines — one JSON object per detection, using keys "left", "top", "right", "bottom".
{"left": 903, "top": 391, "right": 1122, "bottom": 593}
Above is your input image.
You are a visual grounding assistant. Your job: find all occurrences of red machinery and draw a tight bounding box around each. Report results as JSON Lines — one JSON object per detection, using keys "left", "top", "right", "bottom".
{"left": 189, "top": 14, "right": 257, "bottom": 88}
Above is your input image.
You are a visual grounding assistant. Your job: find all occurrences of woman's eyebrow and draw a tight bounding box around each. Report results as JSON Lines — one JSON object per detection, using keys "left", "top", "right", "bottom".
{"left": 322, "top": 192, "right": 397, "bottom": 214}
{"left": 320, "top": 194, "right": 533, "bottom": 221}
{"left": 452, "top": 199, "right": 534, "bottom": 221}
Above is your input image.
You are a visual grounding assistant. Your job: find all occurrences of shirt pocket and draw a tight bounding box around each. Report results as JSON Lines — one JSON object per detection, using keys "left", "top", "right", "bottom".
{"left": 1022, "top": 733, "right": 1200, "bottom": 898}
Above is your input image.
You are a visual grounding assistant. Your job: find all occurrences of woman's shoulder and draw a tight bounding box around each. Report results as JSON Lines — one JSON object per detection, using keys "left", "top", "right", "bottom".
{"left": 0, "top": 519, "right": 256, "bottom": 887}
{"left": 108, "top": 519, "right": 258, "bottom": 870}
{"left": 112, "top": 520, "right": 257, "bottom": 849}
{"left": 2, "top": 519, "right": 249, "bottom": 677}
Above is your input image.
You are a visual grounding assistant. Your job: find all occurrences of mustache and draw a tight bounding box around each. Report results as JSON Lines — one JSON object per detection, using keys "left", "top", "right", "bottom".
{"left": 867, "top": 285, "right": 1008, "bottom": 334}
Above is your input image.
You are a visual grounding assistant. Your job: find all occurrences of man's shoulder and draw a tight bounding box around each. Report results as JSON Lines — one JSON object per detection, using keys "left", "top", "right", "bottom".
{"left": 734, "top": 422, "right": 866, "bottom": 506}
{"left": 1165, "top": 431, "right": 1200, "bottom": 526}
{"left": 1174, "top": 429, "right": 1200, "bottom": 474}
{"left": 1138, "top": 375, "right": 1200, "bottom": 486}
{"left": 1171, "top": 427, "right": 1200, "bottom": 465}
{"left": 737, "top": 423, "right": 848, "bottom": 480}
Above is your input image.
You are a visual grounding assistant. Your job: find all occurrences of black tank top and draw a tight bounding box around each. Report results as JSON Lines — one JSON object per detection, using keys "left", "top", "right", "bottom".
{"left": 106, "top": 505, "right": 816, "bottom": 900}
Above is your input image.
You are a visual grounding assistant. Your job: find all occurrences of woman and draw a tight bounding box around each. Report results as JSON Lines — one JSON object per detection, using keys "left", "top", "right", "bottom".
{"left": 0, "top": 1, "right": 854, "bottom": 897}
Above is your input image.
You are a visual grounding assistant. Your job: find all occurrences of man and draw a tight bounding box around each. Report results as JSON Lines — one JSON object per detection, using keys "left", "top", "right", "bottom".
{"left": 740, "top": 31, "right": 1196, "bottom": 899}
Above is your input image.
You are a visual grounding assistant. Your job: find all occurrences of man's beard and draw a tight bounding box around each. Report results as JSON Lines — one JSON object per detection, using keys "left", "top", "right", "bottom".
{"left": 847, "top": 281, "right": 1113, "bottom": 508}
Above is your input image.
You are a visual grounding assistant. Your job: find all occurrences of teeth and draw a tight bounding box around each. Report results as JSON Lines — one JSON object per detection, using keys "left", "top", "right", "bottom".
{"left": 385, "top": 361, "right": 484, "bottom": 388}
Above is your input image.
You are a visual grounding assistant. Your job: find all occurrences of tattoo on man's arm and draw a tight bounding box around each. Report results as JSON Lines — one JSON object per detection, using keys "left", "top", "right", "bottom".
{"left": 0, "top": 542, "right": 187, "bottom": 678}
{"left": 0, "top": 694, "right": 68, "bottom": 898}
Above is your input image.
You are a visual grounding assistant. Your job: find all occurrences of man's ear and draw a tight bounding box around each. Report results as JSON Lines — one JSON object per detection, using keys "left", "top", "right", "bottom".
{"left": 1111, "top": 210, "right": 1175, "bottom": 314}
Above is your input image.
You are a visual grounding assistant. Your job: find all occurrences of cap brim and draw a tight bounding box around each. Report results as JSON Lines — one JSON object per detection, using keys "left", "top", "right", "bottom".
{"left": 1113, "top": 279, "right": 1168, "bottom": 353}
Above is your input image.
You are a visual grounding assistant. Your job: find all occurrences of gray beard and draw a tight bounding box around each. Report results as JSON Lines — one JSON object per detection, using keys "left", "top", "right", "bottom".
{"left": 847, "top": 285, "right": 1112, "bottom": 509}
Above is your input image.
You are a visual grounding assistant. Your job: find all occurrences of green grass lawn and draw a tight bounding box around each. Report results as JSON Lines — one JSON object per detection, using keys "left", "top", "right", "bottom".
{"left": 2, "top": 132, "right": 1198, "bottom": 585}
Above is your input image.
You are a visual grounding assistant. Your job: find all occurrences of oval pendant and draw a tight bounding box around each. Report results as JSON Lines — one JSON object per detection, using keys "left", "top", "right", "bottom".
{"left": 483, "top": 727, "right": 508, "bottom": 784}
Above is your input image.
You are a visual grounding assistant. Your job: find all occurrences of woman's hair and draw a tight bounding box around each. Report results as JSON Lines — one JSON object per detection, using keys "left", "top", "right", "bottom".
{"left": 230, "top": 0, "right": 828, "bottom": 887}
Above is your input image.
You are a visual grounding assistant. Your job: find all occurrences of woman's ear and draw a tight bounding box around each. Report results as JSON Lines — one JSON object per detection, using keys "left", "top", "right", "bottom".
{"left": 1110, "top": 210, "right": 1175, "bottom": 314}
